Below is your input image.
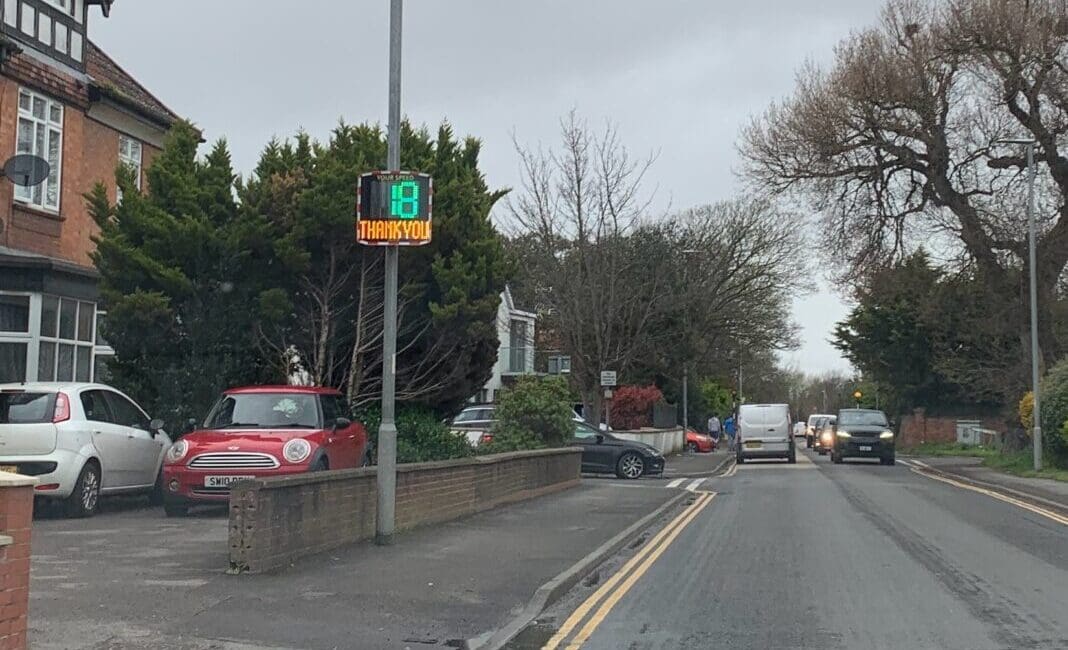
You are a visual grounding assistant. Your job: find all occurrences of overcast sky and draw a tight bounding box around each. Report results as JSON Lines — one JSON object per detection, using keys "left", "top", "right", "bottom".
{"left": 92, "top": 0, "right": 888, "bottom": 376}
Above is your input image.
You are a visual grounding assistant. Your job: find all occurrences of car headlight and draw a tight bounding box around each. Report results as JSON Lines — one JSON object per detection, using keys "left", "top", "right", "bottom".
{"left": 283, "top": 438, "right": 313, "bottom": 463}
{"left": 880, "top": 431, "right": 894, "bottom": 440}
{"left": 836, "top": 431, "right": 851, "bottom": 438}
{"left": 166, "top": 439, "right": 189, "bottom": 463}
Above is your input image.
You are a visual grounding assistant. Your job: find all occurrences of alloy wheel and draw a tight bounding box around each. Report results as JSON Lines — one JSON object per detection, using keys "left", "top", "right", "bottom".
{"left": 82, "top": 468, "right": 99, "bottom": 512}
{"left": 620, "top": 454, "right": 644, "bottom": 479}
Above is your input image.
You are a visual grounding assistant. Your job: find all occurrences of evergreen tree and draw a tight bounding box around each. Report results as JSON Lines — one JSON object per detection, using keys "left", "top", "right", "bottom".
{"left": 89, "top": 122, "right": 277, "bottom": 429}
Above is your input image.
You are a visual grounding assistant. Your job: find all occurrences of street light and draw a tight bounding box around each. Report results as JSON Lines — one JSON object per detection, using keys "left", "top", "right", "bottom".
{"left": 997, "top": 138, "right": 1042, "bottom": 472}
{"left": 680, "top": 249, "right": 700, "bottom": 439}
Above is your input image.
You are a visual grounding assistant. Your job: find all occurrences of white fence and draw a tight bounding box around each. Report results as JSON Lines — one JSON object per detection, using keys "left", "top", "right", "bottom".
{"left": 611, "top": 427, "right": 685, "bottom": 455}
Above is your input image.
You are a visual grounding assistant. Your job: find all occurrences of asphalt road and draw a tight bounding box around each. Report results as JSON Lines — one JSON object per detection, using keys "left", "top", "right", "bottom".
{"left": 532, "top": 448, "right": 1068, "bottom": 650}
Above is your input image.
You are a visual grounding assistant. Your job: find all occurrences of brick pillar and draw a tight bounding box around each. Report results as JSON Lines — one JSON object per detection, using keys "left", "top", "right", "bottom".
{"left": 0, "top": 473, "right": 35, "bottom": 650}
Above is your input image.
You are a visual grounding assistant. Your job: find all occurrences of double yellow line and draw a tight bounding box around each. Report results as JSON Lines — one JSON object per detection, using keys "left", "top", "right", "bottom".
{"left": 542, "top": 492, "right": 716, "bottom": 650}
{"left": 912, "top": 468, "right": 1068, "bottom": 527}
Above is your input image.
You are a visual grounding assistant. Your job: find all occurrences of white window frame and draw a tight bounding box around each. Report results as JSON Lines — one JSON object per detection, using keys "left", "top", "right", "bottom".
{"left": 37, "top": 295, "right": 95, "bottom": 382}
{"left": 14, "top": 88, "right": 63, "bottom": 213}
{"left": 117, "top": 135, "right": 142, "bottom": 203}
{"left": 0, "top": 292, "right": 39, "bottom": 382}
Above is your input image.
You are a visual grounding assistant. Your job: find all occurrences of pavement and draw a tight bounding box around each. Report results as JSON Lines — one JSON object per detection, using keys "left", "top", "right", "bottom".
{"left": 911, "top": 454, "right": 1068, "bottom": 510}
{"left": 512, "top": 449, "right": 1068, "bottom": 649}
{"left": 661, "top": 448, "right": 732, "bottom": 478}
{"left": 29, "top": 477, "right": 684, "bottom": 650}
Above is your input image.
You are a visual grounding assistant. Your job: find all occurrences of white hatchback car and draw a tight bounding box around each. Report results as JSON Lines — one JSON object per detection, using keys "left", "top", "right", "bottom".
{"left": 0, "top": 383, "right": 172, "bottom": 517}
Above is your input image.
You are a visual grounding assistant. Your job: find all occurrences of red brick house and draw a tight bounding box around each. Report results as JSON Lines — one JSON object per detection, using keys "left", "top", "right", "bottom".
{"left": 0, "top": 0, "right": 180, "bottom": 383}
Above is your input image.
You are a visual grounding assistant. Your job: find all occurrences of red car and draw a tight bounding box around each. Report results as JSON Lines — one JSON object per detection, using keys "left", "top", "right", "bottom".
{"left": 162, "top": 386, "right": 368, "bottom": 516}
{"left": 685, "top": 428, "right": 715, "bottom": 453}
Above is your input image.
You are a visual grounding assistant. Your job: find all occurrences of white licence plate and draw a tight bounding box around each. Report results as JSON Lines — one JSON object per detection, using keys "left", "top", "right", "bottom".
{"left": 204, "top": 475, "right": 256, "bottom": 488}
{"left": 859, "top": 445, "right": 873, "bottom": 452}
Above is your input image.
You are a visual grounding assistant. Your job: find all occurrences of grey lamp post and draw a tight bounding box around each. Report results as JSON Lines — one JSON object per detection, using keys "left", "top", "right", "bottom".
{"left": 997, "top": 138, "right": 1042, "bottom": 472}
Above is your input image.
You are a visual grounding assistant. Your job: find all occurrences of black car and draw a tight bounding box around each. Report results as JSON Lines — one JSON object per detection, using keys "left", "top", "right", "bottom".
{"left": 830, "top": 408, "right": 896, "bottom": 465}
{"left": 569, "top": 421, "right": 665, "bottom": 479}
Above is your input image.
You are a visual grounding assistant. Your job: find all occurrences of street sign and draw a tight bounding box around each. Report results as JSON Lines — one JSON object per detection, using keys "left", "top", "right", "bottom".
{"left": 356, "top": 171, "right": 433, "bottom": 246}
{"left": 604, "top": 388, "right": 613, "bottom": 399}
{"left": 600, "top": 371, "right": 617, "bottom": 387}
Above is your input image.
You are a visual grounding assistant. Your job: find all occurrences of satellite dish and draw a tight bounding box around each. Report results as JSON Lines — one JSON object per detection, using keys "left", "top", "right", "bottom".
{"left": 3, "top": 155, "right": 50, "bottom": 187}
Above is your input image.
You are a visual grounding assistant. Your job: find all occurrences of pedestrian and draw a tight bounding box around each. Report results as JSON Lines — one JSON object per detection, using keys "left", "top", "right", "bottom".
{"left": 724, "top": 414, "right": 736, "bottom": 451}
{"left": 707, "top": 414, "right": 722, "bottom": 448}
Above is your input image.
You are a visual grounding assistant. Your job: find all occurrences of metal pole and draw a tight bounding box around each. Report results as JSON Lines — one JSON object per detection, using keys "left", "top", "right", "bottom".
{"left": 1026, "top": 142, "right": 1043, "bottom": 472}
{"left": 376, "top": 0, "right": 403, "bottom": 546}
{"left": 682, "top": 366, "right": 689, "bottom": 432}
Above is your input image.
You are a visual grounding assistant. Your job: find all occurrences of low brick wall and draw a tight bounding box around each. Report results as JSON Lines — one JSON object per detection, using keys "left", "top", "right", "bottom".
{"left": 228, "top": 448, "right": 581, "bottom": 574}
{"left": 0, "top": 473, "right": 35, "bottom": 650}
{"left": 900, "top": 408, "right": 1007, "bottom": 448}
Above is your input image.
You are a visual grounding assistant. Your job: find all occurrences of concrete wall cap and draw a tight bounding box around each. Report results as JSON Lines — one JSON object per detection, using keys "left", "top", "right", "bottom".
{"left": 242, "top": 448, "right": 581, "bottom": 491}
{"left": 0, "top": 535, "right": 11, "bottom": 547}
{"left": 0, "top": 472, "right": 38, "bottom": 488}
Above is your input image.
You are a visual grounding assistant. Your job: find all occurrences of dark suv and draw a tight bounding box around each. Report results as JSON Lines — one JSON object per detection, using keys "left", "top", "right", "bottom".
{"left": 830, "top": 409, "right": 895, "bottom": 465}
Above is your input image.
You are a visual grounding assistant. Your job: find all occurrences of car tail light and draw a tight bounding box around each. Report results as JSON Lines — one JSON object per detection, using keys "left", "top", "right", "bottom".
{"left": 52, "top": 393, "right": 70, "bottom": 423}
{"left": 35, "top": 483, "right": 61, "bottom": 491}
{"left": 480, "top": 433, "right": 494, "bottom": 445}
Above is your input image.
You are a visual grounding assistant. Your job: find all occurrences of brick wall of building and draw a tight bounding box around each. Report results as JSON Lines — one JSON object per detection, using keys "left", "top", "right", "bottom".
{"left": 0, "top": 67, "right": 161, "bottom": 267}
{"left": 228, "top": 448, "right": 582, "bottom": 574}
{"left": 0, "top": 474, "right": 35, "bottom": 650}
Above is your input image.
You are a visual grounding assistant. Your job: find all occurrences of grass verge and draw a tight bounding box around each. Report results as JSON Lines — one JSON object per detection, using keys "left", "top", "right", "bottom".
{"left": 981, "top": 451, "right": 1068, "bottom": 483}
{"left": 902, "top": 442, "right": 999, "bottom": 458}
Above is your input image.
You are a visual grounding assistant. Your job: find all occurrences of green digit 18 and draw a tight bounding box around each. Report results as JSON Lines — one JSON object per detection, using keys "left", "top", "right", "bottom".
{"left": 390, "top": 180, "right": 420, "bottom": 219}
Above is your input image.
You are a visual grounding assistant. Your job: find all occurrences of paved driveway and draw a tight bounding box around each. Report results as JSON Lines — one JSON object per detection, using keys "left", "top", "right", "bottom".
{"left": 29, "top": 481, "right": 678, "bottom": 649}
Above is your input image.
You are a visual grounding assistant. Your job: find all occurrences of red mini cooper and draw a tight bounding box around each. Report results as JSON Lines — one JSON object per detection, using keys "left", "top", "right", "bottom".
{"left": 162, "top": 386, "right": 368, "bottom": 516}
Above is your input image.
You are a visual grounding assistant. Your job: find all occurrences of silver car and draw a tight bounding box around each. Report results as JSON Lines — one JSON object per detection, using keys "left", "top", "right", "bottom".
{"left": 0, "top": 382, "right": 171, "bottom": 517}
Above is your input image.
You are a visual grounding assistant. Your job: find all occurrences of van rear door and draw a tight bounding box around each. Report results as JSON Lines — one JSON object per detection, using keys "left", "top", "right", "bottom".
{"left": 741, "top": 405, "right": 790, "bottom": 443}
{"left": 0, "top": 389, "right": 59, "bottom": 455}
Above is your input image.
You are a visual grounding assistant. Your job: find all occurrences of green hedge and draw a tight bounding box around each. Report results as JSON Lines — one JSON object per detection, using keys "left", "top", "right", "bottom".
{"left": 355, "top": 404, "right": 472, "bottom": 464}
{"left": 483, "top": 376, "right": 574, "bottom": 452}
{"left": 1038, "top": 360, "right": 1068, "bottom": 466}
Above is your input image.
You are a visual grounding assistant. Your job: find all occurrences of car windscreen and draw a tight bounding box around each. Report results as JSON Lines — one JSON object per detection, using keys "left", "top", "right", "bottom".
{"left": 204, "top": 393, "right": 321, "bottom": 429}
{"left": 0, "top": 392, "right": 54, "bottom": 424}
{"left": 838, "top": 411, "right": 888, "bottom": 427}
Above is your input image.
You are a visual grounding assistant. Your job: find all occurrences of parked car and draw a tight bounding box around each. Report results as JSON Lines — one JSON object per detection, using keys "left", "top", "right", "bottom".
{"left": 569, "top": 420, "right": 665, "bottom": 479}
{"left": 449, "top": 404, "right": 497, "bottom": 446}
{"left": 831, "top": 408, "right": 896, "bottom": 465}
{"left": 813, "top": 415, "right": 837, "bottom": 455}
{"left": 162, "top": 386, "right": 369, "bottom": 516}
{"left": 685, "top": 428, "right": 715, "bottom": 453}
{"left": 0, "top": 382, "right": 171, "bottom": 518}
{"left": 806, "top": 413, "right": 834, "bottom": 448}
{"left": 736, "top": 403, "right": 796, "bottom": 464}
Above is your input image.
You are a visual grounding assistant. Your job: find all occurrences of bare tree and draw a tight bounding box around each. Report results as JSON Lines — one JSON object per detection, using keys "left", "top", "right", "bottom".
{"left": 668, "top": 199, "right": 808, "bottom": 368}
{"left": 509, "top": 112, "right": 669, "bottom": 424}
{"left": 741, "top": 0, "right": 1068, "bottom": 374}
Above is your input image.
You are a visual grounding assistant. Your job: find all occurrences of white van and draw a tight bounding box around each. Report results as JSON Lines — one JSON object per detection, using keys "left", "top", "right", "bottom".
{"left": 736, "top": 403, "right": 795, "bottom": 464}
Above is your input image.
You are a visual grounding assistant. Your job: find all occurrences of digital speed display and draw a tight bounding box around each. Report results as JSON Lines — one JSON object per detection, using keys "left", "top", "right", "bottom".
{"left": 356, "top": 171, "right": 433, "bottom": 246}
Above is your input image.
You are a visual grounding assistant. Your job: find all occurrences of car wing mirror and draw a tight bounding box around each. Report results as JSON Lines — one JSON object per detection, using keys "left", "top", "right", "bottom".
{"left": 595, "top": 434, "right": 605, "bottom": 444}
{"left": 183, "top": 418, "right": 197, "bottom": 434}
{"left": 149, "top": 418, "right": 165, "bottom": 436}
{"left": 334, "top": 417, "right": 352, "bottom": 430}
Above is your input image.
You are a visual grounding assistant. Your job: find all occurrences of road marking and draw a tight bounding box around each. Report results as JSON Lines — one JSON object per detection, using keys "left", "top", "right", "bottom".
{"left": 685, "top": 478, "right": 705, "bottom": 492}
{"left": 721, "top": 462, "right": 738, "bottom": 477}
{"left": 911, "top": 468, "right": 1068, "bottom": 527}
{"left": 561, "top": 493, "right": 716, "bottom": 649}
{"left": 666, "top": 478, "right": 685, "bottom": 489}
{"left": 542, "top": 493, "right": 714, "bottom": 650}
